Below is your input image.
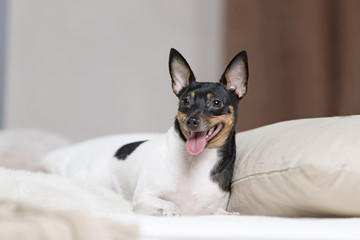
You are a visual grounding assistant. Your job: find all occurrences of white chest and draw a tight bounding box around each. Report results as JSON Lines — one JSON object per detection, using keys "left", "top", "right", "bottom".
{"left": 164, "top": 175, "right": 227, "bottom": 215}
{"left": 160, "top": 150, "right": 228, "bottom": 215}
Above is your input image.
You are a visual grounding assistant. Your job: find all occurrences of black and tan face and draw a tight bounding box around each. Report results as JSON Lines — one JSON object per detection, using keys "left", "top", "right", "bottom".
{"left": 169, "top": 48, "right": 249, "bottom": 155}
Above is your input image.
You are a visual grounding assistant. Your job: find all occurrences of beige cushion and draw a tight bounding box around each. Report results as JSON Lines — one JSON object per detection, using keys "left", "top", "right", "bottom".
{"left": 228, "top": 115, "right": 360, "bottom": 217}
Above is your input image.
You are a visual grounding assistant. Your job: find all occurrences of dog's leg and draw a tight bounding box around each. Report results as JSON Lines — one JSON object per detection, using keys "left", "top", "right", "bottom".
{"left": 133, "top": 196, "right": 181, "bottom": 216}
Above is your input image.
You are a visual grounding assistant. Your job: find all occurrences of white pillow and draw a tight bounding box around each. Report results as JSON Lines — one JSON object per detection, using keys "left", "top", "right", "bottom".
{"left": 228, "top": 115, "right": 360, "bottom": 217}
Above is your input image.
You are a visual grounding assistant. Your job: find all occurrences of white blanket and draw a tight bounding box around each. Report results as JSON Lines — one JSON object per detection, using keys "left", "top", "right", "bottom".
{"left": 0, "top": 167, "right": 132, "bottom": 214}
{"left": 105, "top": 214, "right": 360, "bottom": 240}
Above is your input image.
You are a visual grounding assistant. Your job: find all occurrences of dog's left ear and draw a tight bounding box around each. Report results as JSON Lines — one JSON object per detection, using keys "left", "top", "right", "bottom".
{"left": 169, "top": 48, "right": 196, "bottom": 96}
{"left": 220, "top": 51, "right": 249, "bottom": 99}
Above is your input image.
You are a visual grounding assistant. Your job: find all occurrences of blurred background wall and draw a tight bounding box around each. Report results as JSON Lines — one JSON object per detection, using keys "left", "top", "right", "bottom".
{"left": 226, "top": 0, "right": 360, "bottom": 131}
{"left": 3, "top": 0, "right": 224, "bottom": 140}
{"left": 0, "top": 0, "right": 6, "bottom": 128}
{"left": 1, "top": 0, "right": 359, "bottom": 141}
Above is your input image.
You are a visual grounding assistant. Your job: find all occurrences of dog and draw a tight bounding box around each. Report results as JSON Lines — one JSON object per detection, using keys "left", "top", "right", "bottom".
{"left": 43, "top": 48, "right": 249, "bottom": 216}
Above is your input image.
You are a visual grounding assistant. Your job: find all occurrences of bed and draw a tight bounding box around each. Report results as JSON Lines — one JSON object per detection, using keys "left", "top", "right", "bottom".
{"left": 0, "top": 115, "right": 359, "bottom": 240}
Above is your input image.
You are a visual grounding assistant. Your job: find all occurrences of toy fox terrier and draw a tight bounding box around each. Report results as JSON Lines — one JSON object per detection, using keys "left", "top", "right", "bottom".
{"left": 44, "top": 48, "right": 249, "bottom": 216}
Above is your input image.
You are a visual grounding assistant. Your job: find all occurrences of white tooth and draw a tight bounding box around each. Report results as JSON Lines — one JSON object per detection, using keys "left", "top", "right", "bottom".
{"left": 207, "top": 127, "right": 214, "bottom": 136}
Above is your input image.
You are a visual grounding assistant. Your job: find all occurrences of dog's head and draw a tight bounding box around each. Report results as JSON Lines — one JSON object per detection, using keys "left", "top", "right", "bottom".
{"left": 169, "top": 48, "right": 248, "bottom": 155}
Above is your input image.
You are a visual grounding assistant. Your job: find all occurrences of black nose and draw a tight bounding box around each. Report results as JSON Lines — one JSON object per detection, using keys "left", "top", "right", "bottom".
{"left": 186, "top": 118, "right": 200, "bottom": 130}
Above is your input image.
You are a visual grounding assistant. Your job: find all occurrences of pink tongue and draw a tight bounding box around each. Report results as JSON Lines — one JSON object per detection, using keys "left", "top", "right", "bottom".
{"left": 186, "top": 131, "right": 207, "bottom": 155}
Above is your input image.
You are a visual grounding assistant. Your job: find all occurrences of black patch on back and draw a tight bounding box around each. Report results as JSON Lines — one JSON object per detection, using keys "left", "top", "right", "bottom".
{"left": 114, "top": 140, "right": 147, "bottom": 160}
{"left": 210, "top": 130, "right": 237, "bottom": 192}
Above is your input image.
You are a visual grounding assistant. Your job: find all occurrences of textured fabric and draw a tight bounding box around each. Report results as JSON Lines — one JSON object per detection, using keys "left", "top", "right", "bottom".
{"left": 229, "top": 115, "right": 360, "bottom": 217}
{"left": 0, "top": 200, "right": 138, "bottom": 240}
{"left": 0, "top": 167, "right": 132, "bottom": 215}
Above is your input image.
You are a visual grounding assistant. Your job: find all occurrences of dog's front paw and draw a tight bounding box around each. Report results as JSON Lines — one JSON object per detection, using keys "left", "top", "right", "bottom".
{"left": 214, "top": 208, "right": 241, "bottom": 216}
{"left": 158, "top": 202, "right": 181, "bottom": 216}
{"left": 133, "top": 198, "right": 181, "bottom": 216}
{"left": 227, "top": 211, "right": 241, "bottom": 216}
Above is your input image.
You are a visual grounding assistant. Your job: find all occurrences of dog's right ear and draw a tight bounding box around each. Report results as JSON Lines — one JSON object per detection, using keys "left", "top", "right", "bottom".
{"left": 169, "top": 48, "right": 195, "bottom": 96}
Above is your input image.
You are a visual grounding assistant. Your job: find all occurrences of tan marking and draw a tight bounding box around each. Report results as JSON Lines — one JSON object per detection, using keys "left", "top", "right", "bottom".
{"left": 207, "top": 93, "right": 213, "bottom": 99}
{"left": 177, "top": 111, "right": 189, "bottom": 140}
{"left": 186, "top": 71, "right": 190, "bottom": 86}
{"left": 206, "top": 105, "right": 235, "bottom": 149}
{"left": 225, "top": 72, "right": 232, "bottom": 90}
{"left": 190, "top": 92, "right": 195, "bottom": 98}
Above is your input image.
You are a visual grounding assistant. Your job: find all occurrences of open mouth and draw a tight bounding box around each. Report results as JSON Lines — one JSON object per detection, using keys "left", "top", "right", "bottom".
{"left": 186, "top": 123, "right": 223, "bottom": 155}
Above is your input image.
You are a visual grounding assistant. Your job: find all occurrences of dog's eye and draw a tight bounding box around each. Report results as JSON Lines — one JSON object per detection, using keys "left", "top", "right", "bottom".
{"left": 181, "top": 98, "right": 190, "bottom": 107}
{"left": 211, "top": 99, "right": 223, "bottom": 108}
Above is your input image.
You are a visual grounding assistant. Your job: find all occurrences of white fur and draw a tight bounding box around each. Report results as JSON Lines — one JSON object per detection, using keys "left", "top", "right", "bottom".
{"left": 43, "top": 128, "right": 229, "bottom": 216}
{"left": 0, "top": 167, "right": 132, "bottom": 214}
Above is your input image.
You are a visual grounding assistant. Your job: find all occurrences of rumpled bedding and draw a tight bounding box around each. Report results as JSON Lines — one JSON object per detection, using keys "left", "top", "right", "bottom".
{"left": 0, "top": 200, "right": 138, "bottom": 240}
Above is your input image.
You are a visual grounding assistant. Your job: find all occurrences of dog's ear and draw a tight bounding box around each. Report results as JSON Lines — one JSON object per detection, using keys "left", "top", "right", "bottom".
{"left": 220, "top": 51, "right": 248, "bottom": 99}
{"left": 169, "top": 48, "right": 195, "bottom": 96}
